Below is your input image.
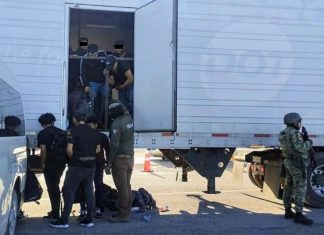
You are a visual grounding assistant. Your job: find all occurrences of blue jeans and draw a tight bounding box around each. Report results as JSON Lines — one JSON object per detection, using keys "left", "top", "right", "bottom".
{"left": 89, "top": 81, "right": 108, "bottom": 119}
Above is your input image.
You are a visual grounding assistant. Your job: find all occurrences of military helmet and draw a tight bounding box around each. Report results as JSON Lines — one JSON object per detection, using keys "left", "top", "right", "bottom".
{"left": 283, "top": 112, "right": 302, "bottom": 124}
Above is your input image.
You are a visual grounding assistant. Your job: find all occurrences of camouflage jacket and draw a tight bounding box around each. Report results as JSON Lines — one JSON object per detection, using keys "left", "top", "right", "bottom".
{"left": 278, "top": 126, "right": 312, "bottom": 160}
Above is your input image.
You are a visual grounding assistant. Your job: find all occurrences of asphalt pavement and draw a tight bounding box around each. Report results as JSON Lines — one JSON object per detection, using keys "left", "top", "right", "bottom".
{"left": 15, "top": 149, "right": 324, "bottom": 235}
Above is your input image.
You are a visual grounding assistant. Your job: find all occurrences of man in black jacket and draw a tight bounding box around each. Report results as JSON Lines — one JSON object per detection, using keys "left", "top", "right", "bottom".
{"left": 50, "top": 111, "right": 100, "bottom": 229}
{"left": 37, "top": 113, "right": 66, "bottom": 221}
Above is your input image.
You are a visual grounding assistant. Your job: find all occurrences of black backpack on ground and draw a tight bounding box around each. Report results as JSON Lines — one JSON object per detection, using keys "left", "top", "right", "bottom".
{"left": 24, "top": 168, "right": 43, "bottom": 204}
{"left": 132, "top": 188, "right": 157, "bottom": 212}
{"left": 102, "top": 184, "right": 118, "bottom": 211}
{"left": 48, "top": 128, "right": 68, "bottom": 164}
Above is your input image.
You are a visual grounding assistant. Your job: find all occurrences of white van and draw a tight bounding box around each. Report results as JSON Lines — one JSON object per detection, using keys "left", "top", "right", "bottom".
{"left": 0, "top": 68, "right": 27, "bottom": 235}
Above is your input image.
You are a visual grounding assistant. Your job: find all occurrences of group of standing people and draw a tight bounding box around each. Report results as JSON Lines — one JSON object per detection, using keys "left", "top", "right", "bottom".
{"left": 68, "top": 37, "right": 134, "bottom": 129}
{"left": 37, "top": 100, "right": 135, "bottom": 229}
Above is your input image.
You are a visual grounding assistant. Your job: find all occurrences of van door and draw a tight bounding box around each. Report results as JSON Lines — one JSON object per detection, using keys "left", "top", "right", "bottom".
{"left": 134, "top": 0, "right": 177, "bottom": 132}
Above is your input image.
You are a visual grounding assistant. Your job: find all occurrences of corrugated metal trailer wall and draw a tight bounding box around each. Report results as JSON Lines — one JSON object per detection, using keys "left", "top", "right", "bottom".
{"left": 0, "top": 0, "right": 65, "bottom": 131}
{"left": 0, "top": 0, "right": 142, "bottom": 132}
{"left": 176, "top": 0, "right": 324, "bottom": 138}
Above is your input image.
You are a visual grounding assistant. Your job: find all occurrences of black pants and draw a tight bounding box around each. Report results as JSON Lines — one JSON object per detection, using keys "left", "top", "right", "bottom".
{"left": 94, "top": 166, "right": 104, "bottom": 209}
{"left": 61, "top": 166, "right": 96, "bottom": 223}
{"left": 43, "top": 164, "right": 65, "bottom": 217}
{"left": 79, "top": 165, "right": 104, "bottom": 211}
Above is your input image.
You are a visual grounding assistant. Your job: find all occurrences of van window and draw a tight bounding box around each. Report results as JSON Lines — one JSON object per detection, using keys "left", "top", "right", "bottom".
{"left": 0, "top": 78, "right": 25, "bottom": 137}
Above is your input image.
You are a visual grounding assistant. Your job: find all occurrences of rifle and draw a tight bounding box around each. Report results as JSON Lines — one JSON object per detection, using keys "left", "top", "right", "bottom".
{"left": 301, "top": 126, "right": 316, "bottom": 170}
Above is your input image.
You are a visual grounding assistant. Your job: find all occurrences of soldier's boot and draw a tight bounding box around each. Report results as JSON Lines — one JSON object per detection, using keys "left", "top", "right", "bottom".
{"left": 284, "top": 207, "right": 295, "bottom": 219}
{"left": 294, "top": 213, "right": 313, "bottom": 225}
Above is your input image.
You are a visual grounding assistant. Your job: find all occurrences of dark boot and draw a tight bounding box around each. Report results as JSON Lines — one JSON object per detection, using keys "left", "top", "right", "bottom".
{"left": 294, "top": 213, "right": 313, "bottom": 225}
{"left": 284, "top": 207, "right": 295, "bottom": 219}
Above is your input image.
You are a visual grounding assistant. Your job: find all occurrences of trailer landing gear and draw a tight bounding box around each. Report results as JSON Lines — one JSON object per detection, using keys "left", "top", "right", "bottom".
{"left": 176, "top": 148, "right": 235, "bottom": 194}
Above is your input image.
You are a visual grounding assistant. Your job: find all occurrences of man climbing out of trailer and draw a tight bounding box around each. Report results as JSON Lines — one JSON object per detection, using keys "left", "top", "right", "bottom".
{"left": 68, "top": 37, "right": 91, "bottom": 127}
{"left": 37, "top": 113, "right": 67, "bottom": 221}
{"left": 82, "top": 43, "right": 109, "bottom": 121}
{"left": 105, "top": 102, "right": 134, "bottom": 223}
{"left": 278, "top": 112, "right": 314, "bottom": 225}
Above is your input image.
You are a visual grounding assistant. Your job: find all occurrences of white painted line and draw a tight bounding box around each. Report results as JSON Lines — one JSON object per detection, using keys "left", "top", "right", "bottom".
{"left": 152, "top": 189, "right": 259, "bottom": 196}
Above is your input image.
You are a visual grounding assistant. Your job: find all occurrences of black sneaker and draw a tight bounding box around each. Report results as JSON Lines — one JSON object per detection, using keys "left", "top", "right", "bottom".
{"left": 49, "top": 219, "right": 69, "bottom": 229}
{"left": 79, "top": 219, "right": 94, "bottom": 228}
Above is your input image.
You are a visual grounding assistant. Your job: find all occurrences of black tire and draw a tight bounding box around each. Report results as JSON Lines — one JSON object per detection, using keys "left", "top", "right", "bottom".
{"left": 5, "top": 189, "right": 19, "bottom": 235}
{"left": 305, "top": 152, "right": 324, "bottom": 208}
{"left": 248, "top": 163, "right": 263, "bottom": 189}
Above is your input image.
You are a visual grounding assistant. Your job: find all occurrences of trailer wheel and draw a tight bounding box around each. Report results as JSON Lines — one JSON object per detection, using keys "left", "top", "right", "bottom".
{"left": 248, "top": 163, "right": 263, "bottom": 189}
{"left": 305, "top": 153, "right": 324, "bottom": 208}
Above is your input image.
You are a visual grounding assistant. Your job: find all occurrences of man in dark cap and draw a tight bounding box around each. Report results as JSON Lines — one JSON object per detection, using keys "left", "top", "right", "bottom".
{"left": 106, "top": 102, "right": 134, "bottom": 223}
{"left": 50, "top": 111, "right": 100, "bottom": 229}
{"left": 0, "top": 116, "right": 21, "bottom": 136}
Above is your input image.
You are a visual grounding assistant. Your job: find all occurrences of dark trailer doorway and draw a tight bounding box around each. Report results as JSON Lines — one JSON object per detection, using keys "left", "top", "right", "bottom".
{"left": 67, "top": 8, "right": 134, "bottom": 129}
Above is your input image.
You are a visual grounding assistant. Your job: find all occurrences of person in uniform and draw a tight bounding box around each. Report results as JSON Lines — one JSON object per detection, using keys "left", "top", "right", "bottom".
{"left": 278, "top": 112, "right": 313, "bottom": 225}
{"left": 106, "top": 102, "right": 134, "bottom": 223}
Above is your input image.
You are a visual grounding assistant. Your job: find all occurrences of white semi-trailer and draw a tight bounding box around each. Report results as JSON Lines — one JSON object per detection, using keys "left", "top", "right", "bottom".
{"left": 1, "top": 0, "right": 324, "bottom": 207}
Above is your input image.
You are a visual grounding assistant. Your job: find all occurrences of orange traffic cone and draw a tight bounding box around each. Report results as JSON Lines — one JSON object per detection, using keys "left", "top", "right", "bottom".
{"left": 142, "top": 150, "right": 153, "bottom": 172}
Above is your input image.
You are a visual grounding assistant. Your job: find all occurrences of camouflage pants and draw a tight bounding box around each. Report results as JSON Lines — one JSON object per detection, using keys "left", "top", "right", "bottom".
{"left": 283, "top": 158, "right": 307, "bottom": 213}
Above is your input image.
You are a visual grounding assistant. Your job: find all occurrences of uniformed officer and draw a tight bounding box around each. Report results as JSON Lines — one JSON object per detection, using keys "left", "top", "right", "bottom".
{"left": 106, "top": 102, "right": 134, "bottom": 223}
{"left": 278, "top": 112, "right": 313, "bottom": 225}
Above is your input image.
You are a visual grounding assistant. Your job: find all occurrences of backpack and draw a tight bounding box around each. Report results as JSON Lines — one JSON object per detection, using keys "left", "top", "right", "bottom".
{"left": 133, "top": 188, "right": 157, "bottom": 212}
{"left": 49, "top": 129, "right": 68, "bottom": 164}
{"left": 102, "top": 184, "right": 118, "bottom": 211}
{"left": 24, "top": 169, "right": 43, "bottom": 204}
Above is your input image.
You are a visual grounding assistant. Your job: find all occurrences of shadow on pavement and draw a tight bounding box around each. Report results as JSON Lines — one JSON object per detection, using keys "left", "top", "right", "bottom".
{"left": 16, "top": 194, "right": 322, "bottom": 235}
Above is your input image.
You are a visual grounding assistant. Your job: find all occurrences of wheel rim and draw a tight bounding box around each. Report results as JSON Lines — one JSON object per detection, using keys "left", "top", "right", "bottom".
{"left": 7, "top": 191, "right": 18, "bottom": 235}
{"left": 310, "top": 165, "right": 324, "bottom": 198}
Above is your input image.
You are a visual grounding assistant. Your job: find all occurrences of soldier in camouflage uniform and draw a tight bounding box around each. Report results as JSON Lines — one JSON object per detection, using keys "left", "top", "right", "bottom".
{"left": 278, "top": 112, "right": 313, "bottom": 225}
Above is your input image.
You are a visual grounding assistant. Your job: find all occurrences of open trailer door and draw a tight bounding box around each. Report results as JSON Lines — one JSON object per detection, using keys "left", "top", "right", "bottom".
{"left": 134, "top": 0, "right": 177, "bottom": 132}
